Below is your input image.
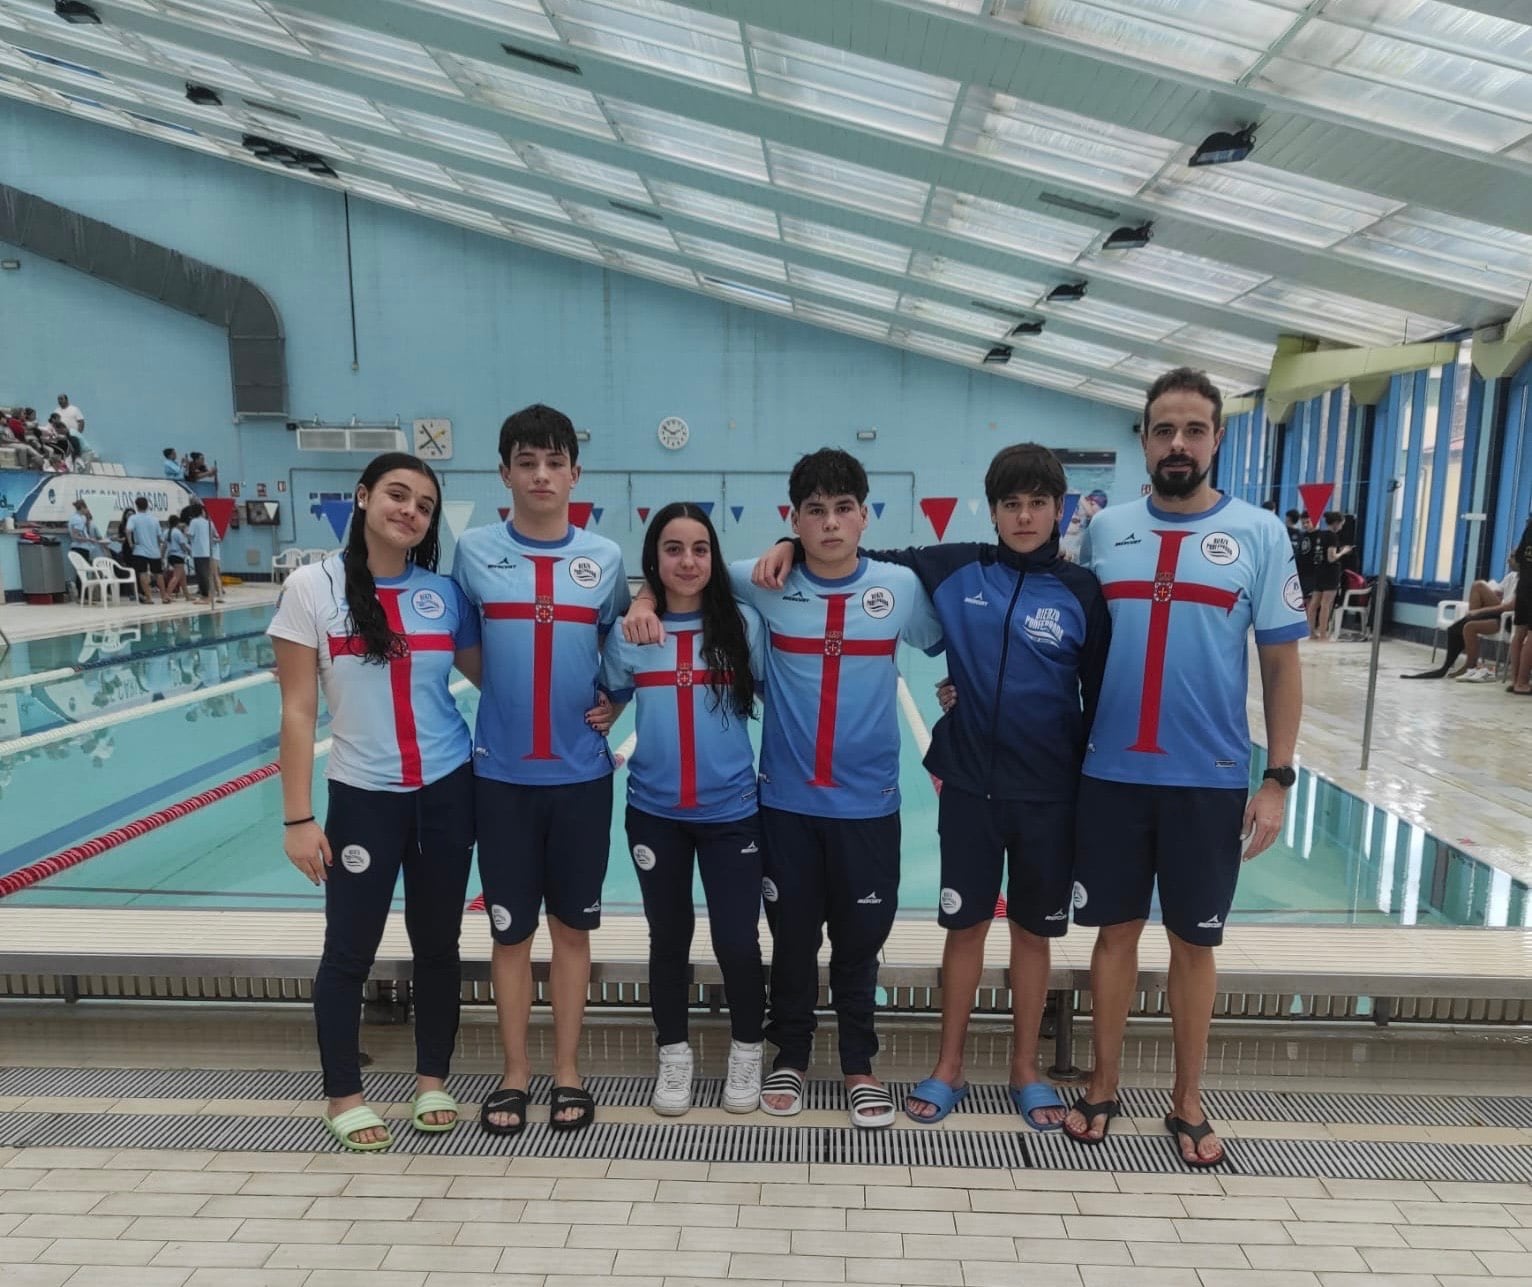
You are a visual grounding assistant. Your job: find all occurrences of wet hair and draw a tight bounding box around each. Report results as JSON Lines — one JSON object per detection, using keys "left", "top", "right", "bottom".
{"left": 641, "top": 502, "right": 755, "bottom": 721}
{"left": 788, "top": 448, "right": 868, "bottom": 509}
{"left": 337, "top": 452, "right": 444, "bottom": 665}
{"left": 984, "top": 443, "right": 1067, "bottom": 505}
{"left": 498, "top": 403, "right": 579, "bottom": 468}
{"left": 1143, "top": 367, "right": 1223, "bottom": 430}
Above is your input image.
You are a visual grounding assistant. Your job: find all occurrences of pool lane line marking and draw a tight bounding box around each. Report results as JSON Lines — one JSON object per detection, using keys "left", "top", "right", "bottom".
{"left": 0, "top": 626, "right": 271, "bottom": 694}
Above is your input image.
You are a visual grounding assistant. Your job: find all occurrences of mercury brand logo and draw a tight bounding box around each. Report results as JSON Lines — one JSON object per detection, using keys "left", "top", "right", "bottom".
{"left": 583, "top": 900, "right": 601, "bottom": 914}
{"left": 1197, "top": 914, "right": 1223, "bottom": 930}
{"left": 1044, "top": 907, "right": 1068, "bottom": 921}
{"left": 963, "top": 592, "right": 989, "bottom": 607}
{"left": 486, "top": 556, "right": 516, "bottom": 569}
{"left": 740, "top": 841, "right": 759, "bottom": 855}
{"left": 857, "top": 891, "right": 883, "bottom": 905}
{"left": 783, "top": 590, "right": 810, "bottom": 603}
{"left": 1023, "top": 606, "right": 1064, "bottom": 647}
{"left": 1114, "top": 532, "right": 1142, "bottom": 546}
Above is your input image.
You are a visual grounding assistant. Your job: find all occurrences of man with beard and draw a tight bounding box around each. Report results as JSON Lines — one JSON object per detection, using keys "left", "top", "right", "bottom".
{"left": 1063, "top": 367, "right": 1305, "bottom": 1167}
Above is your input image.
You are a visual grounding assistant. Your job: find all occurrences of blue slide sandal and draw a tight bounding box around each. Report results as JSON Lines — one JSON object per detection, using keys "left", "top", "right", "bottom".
{"left": 1012, "top": 1082, "right": 1066, "bottom": 1131}
{"left": 904, "top": 1077, "right": 969, "bottom": 1124}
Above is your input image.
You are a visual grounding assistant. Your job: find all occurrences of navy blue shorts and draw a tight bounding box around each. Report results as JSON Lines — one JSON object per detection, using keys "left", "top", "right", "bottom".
{"left": 1073, "top": 776, "right": 1247, "bottom": 947}
{"left": 474, "top": 774, "right": 613, "bottom": 945}
{"left": 937, "top": 786, "right": 1074, "bottom": 935}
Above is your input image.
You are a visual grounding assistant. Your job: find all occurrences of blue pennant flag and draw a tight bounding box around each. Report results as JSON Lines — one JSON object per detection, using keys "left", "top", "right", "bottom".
{"left": 1058, "top": 492, "right": 1081, "bottom": 537}
{"left": 591, "top": 506, "right": 604, "bottom": 525}
{"left": 319, "top": 499, "right": 354, "bottom": 541}
{"left": 694, "top": 501, "right": 714, "bottom": 517}
{"left": 871, "top": 501, "right": 886, "bottom": 519}
{"left": 731, "top": 505, "right": 744, "bottom": 523}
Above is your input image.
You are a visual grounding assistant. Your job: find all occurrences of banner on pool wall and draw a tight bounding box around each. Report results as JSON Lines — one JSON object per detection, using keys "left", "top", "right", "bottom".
{"left": 13, "top": 474, "right": 196, "bottom": 525}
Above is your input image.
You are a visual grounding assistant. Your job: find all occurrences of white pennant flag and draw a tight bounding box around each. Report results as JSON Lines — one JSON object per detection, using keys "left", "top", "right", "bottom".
{"left": 967, "top": 498, "right": 981, "bottom": 516}
{"left": 443, "top": 500, "right": 475, "bottom": 540}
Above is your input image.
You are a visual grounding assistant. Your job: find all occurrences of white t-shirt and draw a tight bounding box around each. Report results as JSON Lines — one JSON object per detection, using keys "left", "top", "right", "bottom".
{"left": 1498, "top": 571, "right": 1519, "bottom": 604}
{"left": 56, "top": 404, "right": 84, "bottom": 433}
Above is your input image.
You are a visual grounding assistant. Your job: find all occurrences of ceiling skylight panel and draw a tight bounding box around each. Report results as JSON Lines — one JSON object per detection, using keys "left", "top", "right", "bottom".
{"left": 1338, "top": 211, "right": 1532, "bottom": 300}
{"left": 674, "top": 232, "right": 785, "bottom": 281}
{"left": 996, "top": 357, "right": 1088, "bottom": 389}
{"left": 402, "top": 0, "right": 560, "bottom": 41}
{"left": 543, "top": 0, "right": 750, "bottom": 92}
{"left": 1229, "top": 280, "right": 1449, "bottom": 346}
{"left": 702, "top": 276, "right": 792, "bottom": 311}
{"left": 1164, "top": 325, "right": 1275, "bottom": 372}
{"left": 1082, "top": 242, "right": 1269, "bottom": 303}
{"left": 894, "top": 329, "right": 989, "bottom": 364}
{"left": 383, "top": 105, "right": 525, "bottom": 165}
{"left": 746, "top": 27, "right": 959, "bottom": 146}
{"left": 950, "top": 90, "right": 1176, "bottom": 195}
{"left": 766, "top": 143, "right": 930, "bottom": 222}
{"left": 409, "top": 192, "right": 505, "bottom": 231}
{"left": 1050, "top": 294, "right": 1182, "bottom": 341}
{"left": 780, "top": 217, "right": 912, "bottom": 273}
{"left": 602, "top": 98, "right": 768, "bottom": 181}
{"left": 249, "top": 70, "right": 396, "bottom": 132}
{"left": 520, "top": 144, "right": 651, "bottom": 202}
{"left": 911, "top": 0, "right": 988, "bottom": 12}
{"left": 786, "top": 265, "right": 897, "bottom": 311}
{"left": 792, "top": 302, "right": 891, "bottom": 341}
{"left": 337, "top": 174, "right": 417, "bottom": 208}
{"left": 566, "top": 202, "right": 678, "bottom": 250}
{"left": 908, "top": 253, "right": 1048, "bottom": 308}
{"left": 1076, "top": 378, "right": 1146, "bottom": 407}
{"left": 1144, "top": 161, "right": 1400, "bottom": 249}
{"left": 927, "top": 188, "right": 1098, "bottom": 263}
{"left": 239, "top": 116, "right": 351, "bottom": 156}
{"left": 1323, "top": 0, "right": 1532, "bottom": 67}
{"left": 502, "top": 220, "right": 604, "bottom": 260}
{"left": 1020, "top": 329, "right": 1133, "bottom": 369}
{"left": 897, "top": 296, "right": 1008, "bottom": 338}
{"left": 136, "top": 34, "right": 265, "bottom": 93}
{"left": 436, "top": 52, "right": 613, "bottom": 137}
{"left": 156, "top": 0, "right": 307, "bottom": 54}
{"left": 343, "top": 141, "right": 459, "bottom": 188}
{"left": 648, "top": 181, "right": 779, "bottom": 239}
{"left": 273, "top": 8, "right": 460, "bottom": 93}
{"left": 600, "top": 248, "right": 697, "bottom": 289}
{"left": 451, "top": 171, "right": 568, "bottom": 219}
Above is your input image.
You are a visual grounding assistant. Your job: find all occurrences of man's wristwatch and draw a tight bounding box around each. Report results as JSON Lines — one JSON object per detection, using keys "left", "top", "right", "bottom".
{"left": 1262, "top": 765, "right": 1296, "bottom": 789}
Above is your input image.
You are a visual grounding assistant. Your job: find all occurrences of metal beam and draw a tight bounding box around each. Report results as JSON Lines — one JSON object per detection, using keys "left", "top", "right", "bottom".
{"left": 1264, "top": 338, "right": 1459, "bottom": 422}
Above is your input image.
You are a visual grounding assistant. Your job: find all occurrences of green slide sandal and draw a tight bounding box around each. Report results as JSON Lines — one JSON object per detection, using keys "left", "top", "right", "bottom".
{"left": 411, "top": 1089, "right": 460, "bottom": 1133}
{"left": 323, "top": 1105, "right": 393, "bottom": 1152}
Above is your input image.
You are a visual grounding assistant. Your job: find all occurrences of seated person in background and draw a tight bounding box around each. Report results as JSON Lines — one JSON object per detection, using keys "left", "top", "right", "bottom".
{"left": 162, "top": 448, "right": 185, "bottom": 480}
{"left": 184, "top": 451, "right": 214, "bottom": 483}
{"left": 1509, "top": 518, "right": 1532, "bottom": 697}
{"left": 1402, "top": 562, "right": 1519, "bottom": 681}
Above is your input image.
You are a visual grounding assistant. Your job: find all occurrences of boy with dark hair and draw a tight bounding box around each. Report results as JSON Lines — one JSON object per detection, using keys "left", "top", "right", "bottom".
{"left": 626, "top": 447, "right": 943, "bottom": 1126}
{"left": 125, "top": 496, "right": 167, "bottom": 604}
{"left": 452, "top": 403, "right": 628, "bottom": 1136}
{"left": 752, "top": 442, "right": 1109, "bottom": 1128}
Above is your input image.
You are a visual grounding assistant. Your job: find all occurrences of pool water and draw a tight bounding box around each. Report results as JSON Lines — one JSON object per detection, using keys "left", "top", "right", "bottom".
{"left": 0, "top": 607, "right": 1526, "bottom": 928}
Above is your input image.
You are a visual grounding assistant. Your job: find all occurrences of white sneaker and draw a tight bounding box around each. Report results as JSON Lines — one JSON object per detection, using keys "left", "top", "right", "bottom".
{"left": 723, "top": 1039, "right": 764, "bottom": 1114}
{"left": 652, "top": 1042, "right": 694, "bottom": 1117}
{"left": 1463, "top": 667, "right": 1498, "bottom": 683}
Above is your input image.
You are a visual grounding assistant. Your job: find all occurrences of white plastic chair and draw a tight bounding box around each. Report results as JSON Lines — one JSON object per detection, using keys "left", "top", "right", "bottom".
{"left": 92, "top": 556, "right": 137, "bottom": 606}
{"left": 1493, "top": 611, "right": 1515, "bottom": 680}
{"left": 271, "top": 547, "right": 304, "bottom": 583}
{"left": 1430, "top": 598, "right": 1467, "bottom": 661}
{"left": 68, "top": 551, "right": 112, "bottom": 606}
{"left": 1332, "top": 585, "right": 1374, "bottom": 641}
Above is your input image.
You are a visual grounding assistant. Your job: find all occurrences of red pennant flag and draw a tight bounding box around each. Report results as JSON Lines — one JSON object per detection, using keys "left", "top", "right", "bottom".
{"left": 1298, "top": 483, "right": 1334, "bottom": 528}
{"left": 637, "top": 506, "right": 651, "bottom": 522}
{"left": 202, "top": 497, "right": 236, "bottom": 541}
{"left": 498, "top": 507, "right": 510, "bottom": 521}
{"left": 778, "top": 505, "right": 791, "bottom": 521}
{"left": 919, "top": 497, "right": 958, "bottom": 540}
{"left": 569, "top": 501, "right": 593, "bottom": 528}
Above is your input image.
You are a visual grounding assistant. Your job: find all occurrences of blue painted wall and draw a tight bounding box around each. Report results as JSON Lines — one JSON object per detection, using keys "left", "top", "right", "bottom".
{"left": 0, "top": 99, "right": 1141, "bottom": 575}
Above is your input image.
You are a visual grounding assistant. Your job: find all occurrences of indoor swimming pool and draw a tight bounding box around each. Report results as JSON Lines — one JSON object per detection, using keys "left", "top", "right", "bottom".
{"left": 0, "top": 606, "right": 1526, "bottom": 928}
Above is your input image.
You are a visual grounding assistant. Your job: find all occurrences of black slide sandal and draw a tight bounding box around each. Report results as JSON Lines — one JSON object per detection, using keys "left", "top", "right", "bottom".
{"left": 479, "top": 1088, "right": 528, "bottom": 1138}
{"left": 549, "top": 1085, "right": 596, "bottom": 1132}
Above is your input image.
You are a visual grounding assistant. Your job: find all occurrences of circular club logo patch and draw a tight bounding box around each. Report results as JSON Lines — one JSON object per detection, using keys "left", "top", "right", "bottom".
{"left": 761, "top": 877, "right": 779, "bottom": 903}
{"left": 339, "top": 844, "right": 370, "bottom": 874}
{"left": 1283, "top": 573, "right": 1306, "bottom": 613}
{"left": 1072, "top": 881, "right": 1089, "bottom": 910}
{"left": 939, "top": 887, "right": 962, "bottom": 915}
{"left": 490, "top": 904, "right": 512, "bottom": 932}
{"left": 1200, "top": 532, "right": 1241, "bottom": 565}
{"left": 411, "top": 588, "right": 446, "bottom": 620}
{"left": 568, "top": 556, "right": 602, "bottom": 589}
{"left": 632, "top": 844, "right": 657, "bottom": 871}
{"left": 861, "top": 586, "right": 895, "bottom": 619}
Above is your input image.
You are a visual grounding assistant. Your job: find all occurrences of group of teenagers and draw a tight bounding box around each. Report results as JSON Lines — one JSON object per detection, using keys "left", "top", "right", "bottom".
{"left": 67, "top": 494, "right": 223, "bottom": 604}
{"left": 271, "top": 366, "right": 1307, "bottom": 1167}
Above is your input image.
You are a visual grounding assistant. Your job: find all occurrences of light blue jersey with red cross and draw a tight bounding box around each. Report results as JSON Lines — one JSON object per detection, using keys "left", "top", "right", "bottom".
{"left": 452, "top": 521, "right": 629, "bottom": 786}
{"left": 1080, "top": 494, "right": 1307, "bottom": 788}
{"left": 267, "top": 556, "right": 477, "bottom": 792}
{"left": 600, "top": 606, "right": 767, "bottom": 823}
{"left": 730, "top": 557, "right": 944, "bottom": 820}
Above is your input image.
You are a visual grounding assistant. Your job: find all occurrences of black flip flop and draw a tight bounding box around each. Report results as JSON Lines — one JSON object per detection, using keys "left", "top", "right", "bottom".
{"left": 479, "top": 1087, "right": 528, "bottom": 1138}
{"left": 1063, "top": 1096, "right": 1120, "bottom": 1145}
{"left": 1166, "top": 1113, "right": 1226, "bottom": 1168}
{"left": 549, "top": 1085, "right": 596, "bottom": 1133}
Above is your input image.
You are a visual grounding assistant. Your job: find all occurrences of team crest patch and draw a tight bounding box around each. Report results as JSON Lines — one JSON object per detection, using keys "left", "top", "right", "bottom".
{"left": 1023, "top": 606, "right": 1063, "bottom": 648}
{"left": 761, "top": 877, "right": 779, "bottom": 903}
{"left": 940, "top": 887, "right": 962, "bottom": 915}
{"left": 1283, "top": 573, "right": 1305, "bottom": 612}
{"left": 568, "top": 556, "right": 602, "bottom": 588}
{"left": 490, "top": 904, "right": 512, "bottom": 932}
{"left": 340, "top": 845, "right": 370, "bottom": 874}
{"left": 1201, "top": 532, "right": 1241, "bottom": 565}
{"left": 411, "top": 588, "right": 446, "bottom": 620}
{"left": 861, "top": 586, "right": 895, "bottom": 619}
{"left": 1072, "top": 881, "right": 1088, "bottom": 909}
{"left": 632, "top": 844, "right": 657, "bottom": 871}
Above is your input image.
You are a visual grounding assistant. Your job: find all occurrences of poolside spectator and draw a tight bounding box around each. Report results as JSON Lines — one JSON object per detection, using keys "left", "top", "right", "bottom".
{"left": 162, "top": 449, "right": 185, "bottom": 480}
{"left": 184, "top": 451, "right": 215, "bottom": 483}
{"left": 1401, "top": 556, "right": 1519, "bottom": 682}
{"left": 164, "top": 514, "right": 191, "bottom": 600}
{"left": 125, "top": 496, "right": 167, "bottom": 605}
{"left": 184, "top": 503, "right": 214, "bottom": 602}
{"left": 55, "top": 393, "right": 84, "bottom": 443}
{"left": 67, "top": 499, "right": 105, "bottom": 562}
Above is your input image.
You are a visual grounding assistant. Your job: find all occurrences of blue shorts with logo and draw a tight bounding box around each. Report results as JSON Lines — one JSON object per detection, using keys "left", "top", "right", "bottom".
{"left": 936, "top": 786, "right": 1074, "bottom": 935}
{"left": 1072, "top": 775, "right": 1248, "bottom": 947}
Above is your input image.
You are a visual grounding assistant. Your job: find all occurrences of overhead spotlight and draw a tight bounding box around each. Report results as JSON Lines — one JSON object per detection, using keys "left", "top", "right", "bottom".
{"left": 983, "top": 345, "right": 1013, "bottom": 365}
{"left": 54, "top": 1, "right": 101, "bottom": 23}
{"left": 1189, "top": 124, "right": 1256, "bottom": 167}
{"left": 241, "top": 133, "right": 278, "bottom": 157}
{"left": 1047, "top": 281, "right": 1087, "bottom": 302}
{"left": 185, "top": 83, "right": 222, "bottom": 107}
{"left": 1104, "top": 222, "right": 1154, "bottom": 251}
{"left": 304, "top": 158, "right": 336, "bottom": 178}
{"left": 1009, "top": 319, "right": 1045, "bottom": 337}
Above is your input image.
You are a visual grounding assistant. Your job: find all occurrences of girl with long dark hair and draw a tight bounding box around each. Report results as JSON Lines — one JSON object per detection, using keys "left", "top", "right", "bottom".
{"left": 269, "top": 452, "right": 481, "bottom": 1151}
{"left": 600, "top": 502, "right": 767, "bottom": 1116}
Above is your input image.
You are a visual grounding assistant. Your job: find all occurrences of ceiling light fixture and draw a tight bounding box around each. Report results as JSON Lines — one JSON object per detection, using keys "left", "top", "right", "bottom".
{"left": 185, "top": 83, "right": 222, "bottom": 107}
{"left": 1008, "top": 319, "right": 1045, "bottom": 336}
{"left": 1189, "top": 125, "right": 1256, "bottom": 167}
{"left": 54, "top": 1, "right": 101, "bottom": 24}
{"left": 983, "top": 345, "right": 1013, "bottom": 364}
{"left": 1047, "top": 282, "right": 1087, "bottom": 302}
{"left": 1103, "top": 222, "right": 1153, "bottom": 250}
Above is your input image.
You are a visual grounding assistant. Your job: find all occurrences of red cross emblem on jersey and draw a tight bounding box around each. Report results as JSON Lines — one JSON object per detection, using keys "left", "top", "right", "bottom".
{"left": 770, "top": 592, "right": 897, "bottom": 788}
{"left": 633, "top": 630, "right": 728, "bottom": 809}
{"left": 327, "top": 587, "right": 454, "bottom": 788}
{"left": 482, "top": 555, "right": 600, "bottom": 760}
{"left": 1103, "top": 529, "right": 1239, "bottom": 755}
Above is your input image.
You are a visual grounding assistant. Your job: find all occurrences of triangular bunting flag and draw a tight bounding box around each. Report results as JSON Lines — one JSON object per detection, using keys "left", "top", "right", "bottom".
{"left": 569, "top": 501, "right": 594, "bottom": 529}
{"left": 498, "top": 507, "right": 510, "bottom": 521}
{"left": 871, "top": 501, "right": 886, "bottom": 519}
{"left": 442, "top": 500, "right": 474, "bottom": 541}
{"left": 233, "top": 699, "right": 247, "bottom": 715}
{"left": 778, "top": 505, "right": 791, "bottom": 521}
{"left": 637, "top": 506, "right": 651, "bottom": 522}
{"left": 731, "top": 505, "right": 744, "bottom": 523}
{"left": 967, "top": 499, "right": 981, "bottom": 516}
{"left": 591, "top": 506, "right": 604, "bottom": 524}
{"left": 318, "top": 499, "right": 353, "bottom": 542}
{"left": 694, "top": 501, "right": 714, "bottom": 517}
{"left": 1298, "top": 482, "right": 1334, "bottom": 527}
{"left": 919, "top": 497, "right": 958, "bottom": 540}
{"left": 202, "top": 497, "right": 237, "bottom": 541}
{"left": 1058, "top": 492, "right": 1081, "bottom": 537}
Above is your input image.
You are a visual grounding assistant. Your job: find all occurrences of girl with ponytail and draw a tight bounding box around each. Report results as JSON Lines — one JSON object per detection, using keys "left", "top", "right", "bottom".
{"left": 269, "top": 452, "right": 481, "bottom": 1151}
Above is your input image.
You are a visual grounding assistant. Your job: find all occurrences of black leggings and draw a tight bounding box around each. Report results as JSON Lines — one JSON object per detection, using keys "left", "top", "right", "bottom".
{"left": 1402, "top": 606, "right": 1505, "bottom": 679}
{"left": 314, "top": 762, "right": 475, "bottom": 1098}
{"left": 626, "top": 806, "right": 765, "bottom": 1047}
